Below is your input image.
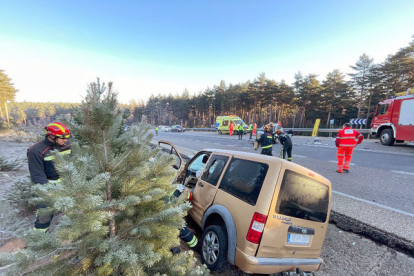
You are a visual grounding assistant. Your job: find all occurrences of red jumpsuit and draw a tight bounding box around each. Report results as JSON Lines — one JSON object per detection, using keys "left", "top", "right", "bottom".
{"left": 229, "top": 122, "right": 234, "bottom": 136}
{"left": 336, "top": 126, "right": 363, "bottom": 172}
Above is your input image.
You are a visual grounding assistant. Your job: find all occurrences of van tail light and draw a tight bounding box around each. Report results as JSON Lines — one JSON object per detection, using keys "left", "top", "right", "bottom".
{"left": 246, "top": 212, "right": 268, "bottom": 244}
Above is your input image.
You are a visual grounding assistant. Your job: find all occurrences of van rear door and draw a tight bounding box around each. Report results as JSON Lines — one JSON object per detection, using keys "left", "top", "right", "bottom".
{"left": 256, "top": 168, "right": 331, "bottom": 259}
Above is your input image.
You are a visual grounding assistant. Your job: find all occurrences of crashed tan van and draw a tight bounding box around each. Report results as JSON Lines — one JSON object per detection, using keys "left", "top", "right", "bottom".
{"left": 158, "top": 141, "right": 332, "bottom": 275}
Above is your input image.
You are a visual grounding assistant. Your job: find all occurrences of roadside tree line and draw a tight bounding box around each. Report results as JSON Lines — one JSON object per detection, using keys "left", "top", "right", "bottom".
{"left": 140, "top": 37, "right": 413, "bottom": 128}
{"left": 1, "top": 36, "right": 413, "bottom": 129}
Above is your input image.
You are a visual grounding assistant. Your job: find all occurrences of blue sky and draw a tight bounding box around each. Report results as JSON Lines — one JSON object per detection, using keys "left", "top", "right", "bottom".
{"left": 1, "top": 0, "right": 413, "bottom": 103}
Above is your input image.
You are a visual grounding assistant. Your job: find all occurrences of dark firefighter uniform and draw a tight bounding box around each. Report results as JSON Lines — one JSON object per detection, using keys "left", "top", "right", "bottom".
{"left": 278, "top": 131, "right": 293, "bottom": 161}
{"left": 172, "top": 185, "right": 199, "bottom": 251}
{"left": 257, "top": 130, "right": 273, "bottom": 156}
{"left": 27, "top": 137, "right": 71, "bottom": 229}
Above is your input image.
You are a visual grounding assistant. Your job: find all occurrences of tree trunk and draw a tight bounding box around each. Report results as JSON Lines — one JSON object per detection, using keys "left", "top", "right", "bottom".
{"left": 366, "top": 85, "right": 373, "bottom": 129}
{"left": 326, "top": 104, "right": 332, "bottom": 127}
{"left": 106, "top": 179, "right": 116, "bottom": 238}
{"left": 4, "top": 102, "right": 9, "bottom": 124}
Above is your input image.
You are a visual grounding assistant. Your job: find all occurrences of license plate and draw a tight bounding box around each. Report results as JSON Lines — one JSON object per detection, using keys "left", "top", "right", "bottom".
{"left": 287, "top": 233, "right": 310, "bottom": 245}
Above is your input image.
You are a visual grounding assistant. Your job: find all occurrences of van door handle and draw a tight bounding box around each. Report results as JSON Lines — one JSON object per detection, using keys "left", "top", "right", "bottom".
{"left": 198, "top": 183, "right": 204, "bottom": 187}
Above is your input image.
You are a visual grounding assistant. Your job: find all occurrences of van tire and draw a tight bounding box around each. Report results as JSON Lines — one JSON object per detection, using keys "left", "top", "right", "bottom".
{"left": 201, "top": 225, "right": 228, "bottom": 271}
{"left": 218, "top": 130, "right": 222, "bottom": 134}
{"left": 380, "top": 129, "right": 395, "bottom": 146}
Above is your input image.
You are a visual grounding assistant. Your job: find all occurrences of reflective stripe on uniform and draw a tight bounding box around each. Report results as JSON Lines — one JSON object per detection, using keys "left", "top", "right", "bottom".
{"left": 48, "top": 178, "right": 61, "bottom": 184}
{"left": 60, "top": 149, "right": 71, "bottom": 155}
{"left": 44, "top": 156, "right": 55, "bottom": 161}
{"left": 267, "top": 136, "right": 272, "bottom": 139}
{"left": 336, "top": 137, "right": 357, "bottom": 140}
{"left": 262, "top": 145, "right": 272, "bottom": 149}
{"left": 44, "top": 149, "right": 71, "bottom": 161}
{"left": 187, "top": 235, "right": 198, "bottom": 248}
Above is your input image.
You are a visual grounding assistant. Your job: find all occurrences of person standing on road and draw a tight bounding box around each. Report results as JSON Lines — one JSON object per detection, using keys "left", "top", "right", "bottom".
{"left": 256, "top": 125, "right": 273, "bottom": 156}
{"left": 252, "top": 123, "right": 257, "bottom": 137}
{"left": 335, "top": 122, "right": 364, "bottom": 173}
{"left": 229, "top": 122, "right": 234, "bottom": 136}
{"left": 27, "top": 121, "right": 72, "bottom": 231}
{"left": 155, "top": 126, "right": 158, "bottom": 136}
{"left": 238, "top": 123, "right": 244, "bottom": 140}
{"left": 277, "top": 129, "right": 293, "bottom": 161}
{"left": 248, "top": 123, "right": 253, "bottom": 139}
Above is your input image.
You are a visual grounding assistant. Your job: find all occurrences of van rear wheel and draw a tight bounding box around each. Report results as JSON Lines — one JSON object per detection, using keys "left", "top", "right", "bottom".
{"left": 201, "top": 225, "right": 228, "bottom": 271}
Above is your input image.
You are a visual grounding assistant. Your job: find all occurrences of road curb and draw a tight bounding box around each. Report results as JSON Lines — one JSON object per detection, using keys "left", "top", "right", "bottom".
{"left": 330, "top": 211, "right": 414, "bottom": 257}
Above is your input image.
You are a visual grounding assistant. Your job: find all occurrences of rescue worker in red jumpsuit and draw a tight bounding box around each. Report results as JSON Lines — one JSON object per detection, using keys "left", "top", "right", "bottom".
{"left": 335, "top": 123, "right": 364, "bottom": 173}
{"left": 229, "top": 122, "right": 234, "bottom": 136}
{"left": 252, "top": 123, "right": 257, "bottom": 137}
{"left": 27, "top": 122, "right": 72, "bottom": 231}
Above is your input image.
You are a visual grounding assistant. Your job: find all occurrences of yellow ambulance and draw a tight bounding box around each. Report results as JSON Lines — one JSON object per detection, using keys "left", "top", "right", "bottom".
{"left": 216, "top": 115, "right": 247, "bottom": 134}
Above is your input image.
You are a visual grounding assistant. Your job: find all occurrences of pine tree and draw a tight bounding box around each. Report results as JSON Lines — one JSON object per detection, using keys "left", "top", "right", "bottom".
{"left": 0, "top": 79, "right": 209, "bottom": 275}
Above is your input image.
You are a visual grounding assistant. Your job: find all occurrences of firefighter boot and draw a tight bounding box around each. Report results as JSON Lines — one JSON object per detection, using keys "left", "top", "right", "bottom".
{"left": 180, "top": 226, "right": 199, "bottom": 251}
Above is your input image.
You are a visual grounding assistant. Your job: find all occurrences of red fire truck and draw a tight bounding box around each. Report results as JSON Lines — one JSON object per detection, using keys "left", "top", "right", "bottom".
{"left": 370, "top": 89, "right": 414, "bottom": 146}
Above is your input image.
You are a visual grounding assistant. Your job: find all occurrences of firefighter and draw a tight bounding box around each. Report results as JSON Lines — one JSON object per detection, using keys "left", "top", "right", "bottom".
{"left": 171, "top": 185, "right": 199, "bottom": 253}
{"left": 256, "top": 125, "right": 273, "bottom": 156}
{"left": 27, "top": 121, "right": 72, "bottom": 231}
{"left": 336, "top": 122, "right": 364, "bottom": 173}
{"left": 238, "top": 123, "right": 244, "bottom": 140}
{"left": 248, "top": 123, "right": 253, "bottom": 139}
{"left": 277, "top": 129, "right": 293, "bottom": 161}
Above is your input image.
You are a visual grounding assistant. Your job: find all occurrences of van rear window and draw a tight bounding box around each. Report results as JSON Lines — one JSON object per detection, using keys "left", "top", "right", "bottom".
{"left": 275, "top": 170, "right": 329, "bottom": 222}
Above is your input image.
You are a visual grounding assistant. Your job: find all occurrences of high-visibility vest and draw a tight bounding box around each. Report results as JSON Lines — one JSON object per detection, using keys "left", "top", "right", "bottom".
{"left": 336, "top": 127, "right": 363, "bottom": 147}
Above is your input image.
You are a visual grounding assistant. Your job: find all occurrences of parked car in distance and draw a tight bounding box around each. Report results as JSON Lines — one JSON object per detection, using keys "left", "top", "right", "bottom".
{"left": 161, "top": 126, "right": 171, "bottom": 132}
{"left": 171, "top": 125, "right": 186, "bottom": 132}
{"left": 158, "top": 140, "right": 332, "bottom": 275}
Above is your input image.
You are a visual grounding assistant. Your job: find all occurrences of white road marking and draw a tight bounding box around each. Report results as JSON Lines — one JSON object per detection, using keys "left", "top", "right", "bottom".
{"left": 293, "top": 155, "right": 306, "bottom": 158}
{"left": 391, "top": 170, "right": 414, "bottom": 176}
{"left": 328, "top": 160, "right": 356, "bottom": 165}
{"left": 333, "top": 190, "right": 414, "bottom": 218}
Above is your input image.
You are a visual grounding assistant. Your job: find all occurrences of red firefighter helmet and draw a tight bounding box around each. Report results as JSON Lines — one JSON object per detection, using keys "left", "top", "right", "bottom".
{"left": 44, "top": 122, "right": 71, "bottom": 138}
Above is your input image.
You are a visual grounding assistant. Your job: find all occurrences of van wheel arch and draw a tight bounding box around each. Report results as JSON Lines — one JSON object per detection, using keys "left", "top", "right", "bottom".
{"left": 201, "top": 225, "right": 228, "bottom": 271}
{"left": 202, "top": 205, "right": 237, "bottom": 265}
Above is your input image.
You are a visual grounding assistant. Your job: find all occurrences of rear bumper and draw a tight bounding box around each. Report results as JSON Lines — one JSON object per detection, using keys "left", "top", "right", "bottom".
{"left": 235, "top": 248, "right": 323, "bottom": 274}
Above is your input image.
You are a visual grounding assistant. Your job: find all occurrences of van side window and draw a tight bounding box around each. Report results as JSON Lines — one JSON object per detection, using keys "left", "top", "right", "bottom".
{"left": 219, "top": 158, "right": 268, "bottom": 205}
{"left": 222, "top": 120, "right": 229, "bottom": 126}
{"left": 275, "top": 170, "right": 329, "bottom": 223}
{"left": 201, "top": 155, "right": 229, "bottom": 186}
{"left": 188, "top": 153, "right": 209, "bottom": 175}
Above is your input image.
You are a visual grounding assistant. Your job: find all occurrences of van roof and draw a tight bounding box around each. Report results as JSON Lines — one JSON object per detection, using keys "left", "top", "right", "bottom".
{"left": 201, "top": 148, "right": 331, "bottom": 185}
